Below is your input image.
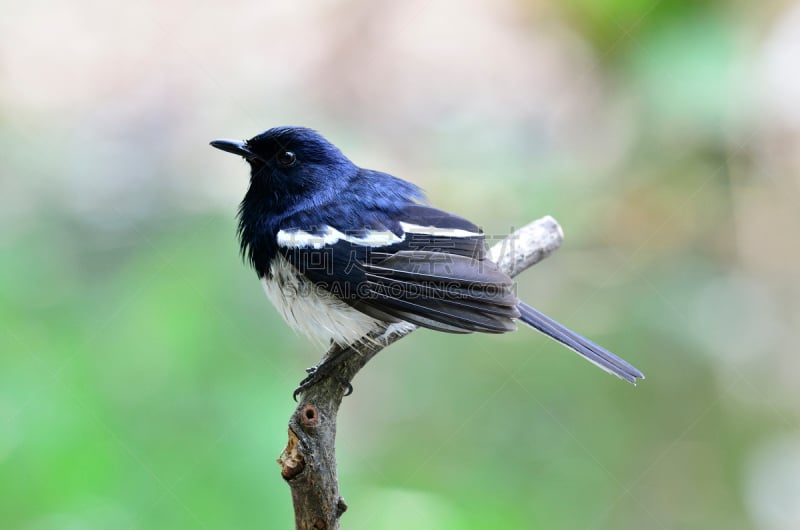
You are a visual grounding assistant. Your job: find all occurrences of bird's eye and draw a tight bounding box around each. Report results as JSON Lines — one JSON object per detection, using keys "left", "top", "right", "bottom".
{"left": 276, "top": 150, "right": 297, "bottom": 167}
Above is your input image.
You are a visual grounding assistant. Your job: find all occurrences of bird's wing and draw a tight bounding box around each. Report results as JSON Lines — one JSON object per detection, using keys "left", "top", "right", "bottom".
{"left": 277, "top": 204, "right": 520, "bottom": 334}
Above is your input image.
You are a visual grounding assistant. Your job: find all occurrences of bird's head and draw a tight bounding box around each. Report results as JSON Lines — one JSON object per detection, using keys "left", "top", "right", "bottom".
{"left": 211, "top": 126, "right": 357, "bottom": 205}
{"left": 211, "top": 126, "right": 426, "bottom": 275}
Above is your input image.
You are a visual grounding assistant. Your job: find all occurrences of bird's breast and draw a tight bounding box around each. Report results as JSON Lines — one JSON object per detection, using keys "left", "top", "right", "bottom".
{"left": 260, "top": 254, "right": 383, "bottom": 347}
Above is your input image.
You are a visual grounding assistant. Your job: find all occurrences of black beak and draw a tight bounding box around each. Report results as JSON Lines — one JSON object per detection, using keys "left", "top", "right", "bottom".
{"left": 210, "top": 138, "right": 255, "bottom": 158}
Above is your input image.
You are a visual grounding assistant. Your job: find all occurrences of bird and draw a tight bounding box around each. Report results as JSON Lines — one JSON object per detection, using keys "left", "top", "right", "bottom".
{"left": 210, "top": 126, "right": 644, "bottom": 395}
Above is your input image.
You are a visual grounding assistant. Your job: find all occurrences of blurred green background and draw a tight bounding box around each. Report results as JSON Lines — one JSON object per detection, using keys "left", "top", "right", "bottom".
{"left": 2, "top": 0, "right": 800, "bottom": 528}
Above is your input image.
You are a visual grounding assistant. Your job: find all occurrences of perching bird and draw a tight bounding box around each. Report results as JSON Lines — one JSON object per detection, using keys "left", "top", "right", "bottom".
{"left": 211, "top": 127, "right": 644, "bottom": 394}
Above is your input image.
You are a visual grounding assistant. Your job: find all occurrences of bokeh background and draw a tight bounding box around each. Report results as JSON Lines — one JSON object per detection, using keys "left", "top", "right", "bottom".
{"left": 2, "top": 0, "right": 800, "bottom": 528}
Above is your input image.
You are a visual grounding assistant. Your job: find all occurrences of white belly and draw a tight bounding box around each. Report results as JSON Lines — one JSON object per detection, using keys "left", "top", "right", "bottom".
{"left": 261, "top": 254, "right": 384, "bottom": 347}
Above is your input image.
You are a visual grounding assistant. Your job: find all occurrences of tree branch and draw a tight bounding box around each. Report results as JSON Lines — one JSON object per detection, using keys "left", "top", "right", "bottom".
{"left": 277, "top": 215, "right": 564, "bottom": 530}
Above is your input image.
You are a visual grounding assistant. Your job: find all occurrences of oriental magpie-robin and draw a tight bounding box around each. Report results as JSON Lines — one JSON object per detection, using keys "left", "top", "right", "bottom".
{"left": 211, "top": 127, "right": 644, "bottom": 394}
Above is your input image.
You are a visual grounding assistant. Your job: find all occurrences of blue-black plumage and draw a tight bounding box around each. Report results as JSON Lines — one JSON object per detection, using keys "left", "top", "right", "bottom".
{"left": 211, "top": 126, "right": 644, "bottom": 384}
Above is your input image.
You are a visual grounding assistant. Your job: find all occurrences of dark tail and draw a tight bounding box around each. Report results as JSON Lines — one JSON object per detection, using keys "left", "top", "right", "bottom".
{"left": 517, "top": 302, "right": 644, "bottom": 384}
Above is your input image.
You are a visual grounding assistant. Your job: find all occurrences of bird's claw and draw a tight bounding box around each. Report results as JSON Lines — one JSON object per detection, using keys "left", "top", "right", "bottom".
{"left": 339, "top": 378, "right": 354, "bottom": 396}
{"left": 292, "top": 367, "right": 353, "bottom": 401}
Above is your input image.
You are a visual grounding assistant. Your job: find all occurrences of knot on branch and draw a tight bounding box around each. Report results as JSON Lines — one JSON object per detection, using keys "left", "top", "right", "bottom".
{"left": 300, "top": 404, "right": 320, "bottom": 428}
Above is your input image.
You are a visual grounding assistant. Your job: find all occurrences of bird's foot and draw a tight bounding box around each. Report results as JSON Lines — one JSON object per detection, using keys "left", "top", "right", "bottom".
{"left": 293, "top": 365, "right": 354, "bottom": 401}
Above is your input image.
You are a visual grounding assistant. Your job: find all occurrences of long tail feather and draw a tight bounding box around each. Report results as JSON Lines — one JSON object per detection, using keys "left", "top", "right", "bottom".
{"left": 517, "top": 302, "right": 644, "bottom": 384}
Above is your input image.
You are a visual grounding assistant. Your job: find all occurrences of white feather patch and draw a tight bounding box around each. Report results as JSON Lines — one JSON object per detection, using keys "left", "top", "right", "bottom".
{"left": 261, "top": 254, "right": 383, "bottom": 347}
{"left": 399, "top": 222, "right": 482, "bottom": 238}
{"left": 277, "top": 226, "right": 403, "bottom": 249}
